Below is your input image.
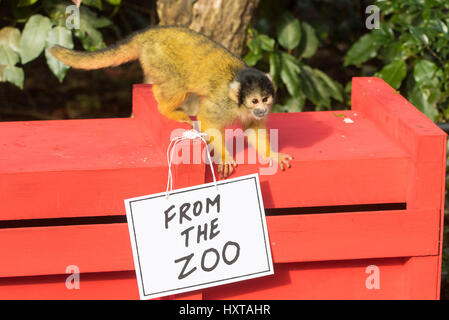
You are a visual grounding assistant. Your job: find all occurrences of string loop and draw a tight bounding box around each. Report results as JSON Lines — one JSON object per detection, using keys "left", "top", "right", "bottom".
{"left": 166, "top": 129, "right": 217, "bottom": 198}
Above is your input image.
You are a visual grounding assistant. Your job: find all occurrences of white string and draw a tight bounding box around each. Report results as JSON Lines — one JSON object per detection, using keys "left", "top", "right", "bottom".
{"left": 166, "top": 129, "right": 217, "bottom": 198}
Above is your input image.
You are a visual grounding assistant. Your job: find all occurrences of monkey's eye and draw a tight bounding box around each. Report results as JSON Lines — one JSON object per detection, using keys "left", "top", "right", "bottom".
{"left": 262, "top": 97, "right": 268, "bottom": 103}
{"left": 251, "top": 98, "right": 259, "bottom": 104}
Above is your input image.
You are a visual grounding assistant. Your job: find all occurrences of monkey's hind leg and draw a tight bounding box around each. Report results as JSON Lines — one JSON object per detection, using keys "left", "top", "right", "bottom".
{"left": 152, "top": 85, "right": 192, "bottom": 125}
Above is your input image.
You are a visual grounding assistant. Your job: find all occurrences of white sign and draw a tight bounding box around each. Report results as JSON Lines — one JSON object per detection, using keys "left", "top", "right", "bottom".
{"left": 124, "top": 174, "right": 274, "bottom": 300}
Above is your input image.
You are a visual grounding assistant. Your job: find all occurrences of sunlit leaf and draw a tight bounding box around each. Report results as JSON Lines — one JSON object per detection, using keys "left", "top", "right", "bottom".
{"left": 313, "top": 68, "right": 343, "bottom": 102}
{"left": 17, "top": 0, "right": 39, "bottom": 7}
{"left": 0, "top": 65, "right": 24, "bottom": 89}
{"left": 19, "top": 14, "right": 52, "bottom": 64}
{"left": 0, "top": 45, "right": 20, "bottom": 66}
{"left": 0, "top": 27, "right": 21, "bottom": 53}
{"left": 45, "top": 26, "right": 74, "bottom": 82}
{"left": 344, "top": 32, "right": 382, "bottom": 66}
{"left": 243, "top": 50, "right": 262, "bottom": 67}
{"left": 268, "top": 52, "right": 281, "bottom": 89}
{"left": 414, "top": 59, "right": 439, "bottom": 86}
{"left": 298, "top": 22, "right": 318, "bottom": 59}
{"left": 105, "top": 0, "right": 121, "bottom": 6}
{"left": 280, "top": 52, "right": 301, "bottom": 97}
{"left": 276, "top": 13, "right": 301, "bottom": 50}
{"left": 375, "top": 59, "right": 407, "bottom": 89}
{"left": 83, "top": 0, "right": 102, "bottom": 10}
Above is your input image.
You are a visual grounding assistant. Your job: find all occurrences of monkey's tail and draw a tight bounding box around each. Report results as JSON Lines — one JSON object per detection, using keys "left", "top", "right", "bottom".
{"left": 49, "top": 35, "right": 139, "bottom": 70}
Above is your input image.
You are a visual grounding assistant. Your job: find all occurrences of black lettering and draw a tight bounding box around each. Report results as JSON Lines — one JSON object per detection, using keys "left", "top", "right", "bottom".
{"left": 193, "top": 200, "right": 203, "bottom": 216}
{"left": 174, "top": 253, "right": 197, "bottom": 280}
{"left": 164, "top": 205, "right": 176, "bottom": 229}
{"left": 201, "top": 248, "right": 220, "bottom": 272}
{"left": 222, "top": 241, "right": 240, "bottom": 265}
{"left": 206, "top": 194, "right": 220, "bottom": 214}
{"left": 180, "top": 226, "right": 194, "bottom": 247}
{"left": 197, "top": 223, "right": 208, "bottom": 244}
{"left": 209, "top": 218, "right": 220, "bottom": 240}
{"left": 179, "top": 202, "right": 192, "bottom": 225}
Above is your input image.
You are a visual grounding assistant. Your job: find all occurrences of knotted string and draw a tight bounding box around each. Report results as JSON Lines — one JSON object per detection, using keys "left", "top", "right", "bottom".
{"left": 166, "top": 129, "right": 217, "bottom": 198}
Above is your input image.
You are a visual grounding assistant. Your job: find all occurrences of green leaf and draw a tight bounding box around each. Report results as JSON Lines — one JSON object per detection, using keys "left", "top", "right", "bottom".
{"left": 279, "top": 52, "right": 301, "bottom": 97}
{"left": 19, "top": 14, "right": 52, "bottom": 64}
{"left": 313, "top": 68, "right": 344, "bottom": 102}
{"left": 344, "top": 81, "right": 352, "bottom": 107}
{"left": 90, "top": 16, "right": 113, "bottom": 29}
{"left": 283, "top": 95, "right": 305, "bottom": 112}
{"left": 427, "top": 19, "right": 448, "bottom": 34}
{"left": 0, "top": 27, "right": 21, "bottom": 53}
{"left": 374, "top": 59, "right": 407, "bottom": 90}
{"left": 276, "top": 13, "right": 301, "bottom": 50}
{"left": 268, "top": 52, "right": 281, "bottom": 89}
{"left": 247, "top": 36, "right": 261, "bottom": 54}
{"left": 407, "top": 75, "right": 438, "bottom": 121}
{"left": 258, "top": 34, "right": 275, "bottom": 52}
{"left": 45, "top": 26, "right": 74, "bottom": 82}
{"left": 0, "top": 45, "right": 20, "bottom": 66}
{"left": 344, "top": 32, "right": 382, "bottom": 66}
{"left": 408, "top": 84, "right": 438, "bottom": 121}
{"left": 380, "top": 41, "right": 407, "bottom": 63}
{"left": 243, "top": 50, "right": 262, "bottom": 67}
{"left": 414, "top": 59, "right": 439, "bottom": 86}
{"left": 75, "top": 7, "right": 107, "bottom": 50}
{"left": 17, "top": 0, "right": 39, "bottom": 7}
{"left": 0, "top": 65, "right": 24, "bottom": 89}
{"left": 299, "top": 65, "right": 330, "bottom": 107}
{"left": 298, "top": 22, "right": 318, "bottom": 59}
{"left": 105, "top": 0, "right": 121, "bottom": 5}
{"left": 410, "top": 27, "right": 429, "bottom": 46}
{"left": 83, "top": 0, "right": 102, "bottom": 10}
{"left": 247, "top": 34, "right": 274, "bottom": 54}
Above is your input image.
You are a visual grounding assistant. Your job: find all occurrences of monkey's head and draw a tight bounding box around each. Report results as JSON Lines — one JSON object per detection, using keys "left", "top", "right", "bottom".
{"left": 229, "top": 68, "right": 275, "bottom": 120}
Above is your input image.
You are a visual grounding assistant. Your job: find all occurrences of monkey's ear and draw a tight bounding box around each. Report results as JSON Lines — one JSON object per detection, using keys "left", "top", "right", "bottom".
{"left": 266, "top": 73, "right": 273, "bottom": 83}
{"left": 229, "top": 80, "right": 240, "bottom": 104}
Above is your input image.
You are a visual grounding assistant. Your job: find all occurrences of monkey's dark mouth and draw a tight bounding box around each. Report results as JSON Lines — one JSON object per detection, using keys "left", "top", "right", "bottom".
{"left": 253, "top": 109, "right": 268, "bottom": 119}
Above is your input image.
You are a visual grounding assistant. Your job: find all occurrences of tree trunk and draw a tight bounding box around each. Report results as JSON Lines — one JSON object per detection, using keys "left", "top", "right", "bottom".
{"left": 156, "top": 0, "right": 260, "bottom": 57}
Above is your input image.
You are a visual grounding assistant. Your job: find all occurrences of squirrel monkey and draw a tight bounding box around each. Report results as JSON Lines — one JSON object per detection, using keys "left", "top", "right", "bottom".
{"left": 49, "top": 26, "right": 293, "bottom": 178}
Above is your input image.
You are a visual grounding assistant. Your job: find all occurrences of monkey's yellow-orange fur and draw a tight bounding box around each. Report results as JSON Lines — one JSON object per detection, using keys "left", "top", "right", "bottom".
{"left": 50, "top": 27, "right": 244, "bottom": 124}
{"left": 49, "top": 26, "right": 292, "bottom": 177}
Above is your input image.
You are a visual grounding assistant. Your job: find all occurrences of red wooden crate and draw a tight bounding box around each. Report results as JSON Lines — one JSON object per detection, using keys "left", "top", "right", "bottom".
{"left": 0, "top": 78, "right": 446, "bottom": 299}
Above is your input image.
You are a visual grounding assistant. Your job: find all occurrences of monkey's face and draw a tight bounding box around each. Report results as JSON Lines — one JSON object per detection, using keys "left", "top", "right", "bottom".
{"left": 244, "top": 92, "right": 274, "bottom": 120}
{"left": 229, "top": 67, "right": 275, "bottom": 121}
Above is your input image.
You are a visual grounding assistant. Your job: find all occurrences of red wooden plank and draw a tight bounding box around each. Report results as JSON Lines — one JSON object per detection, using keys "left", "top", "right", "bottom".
{"left": 0, "top": 163, "right": 202, "bottom": 220}
{"left": 0, "top": 208, "right": 439, "bottom": 278}
{"left": 208, "top": 157, "right": 409, "bottom": 209}
{"left": 0, "top": 85, "right": 204, "bottom": 220}
{"left": 352, "top": 77, "right": 447, "bottom": 209}
{"left": 203, "top": 256, "right": 438, "bottom": 300}
{"left": 266, "top": 208, "right": 440, "bottom": 263}
{"left": 206, "top": 110, "right": 409, "bottom": 208}
{"left": 0, "top": 271, "right": 140, "bottom": 300}
{"left": 0, "top": 256, "right": 438, "bottom": 300}
{"left": 0, "top": 224, "right": 133, "bottom": 278}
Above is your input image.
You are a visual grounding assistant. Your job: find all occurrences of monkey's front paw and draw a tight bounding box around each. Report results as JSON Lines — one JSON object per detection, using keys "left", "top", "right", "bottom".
{"left": 269, "top": 153, "right": 293, "bottom": 171}
{"left": 218, "top": 158, "right": 237, "bottom": 179}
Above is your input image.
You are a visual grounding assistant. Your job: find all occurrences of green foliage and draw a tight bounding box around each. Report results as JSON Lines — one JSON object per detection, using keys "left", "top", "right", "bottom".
{"left": 0, "top": 0, "right": 118, "bottom": 88}
{"left": 244, "top": 12, "right": 343, "bottom": 113}
{"left": 344, "top": 0, "right": 449, "bottom": 122}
